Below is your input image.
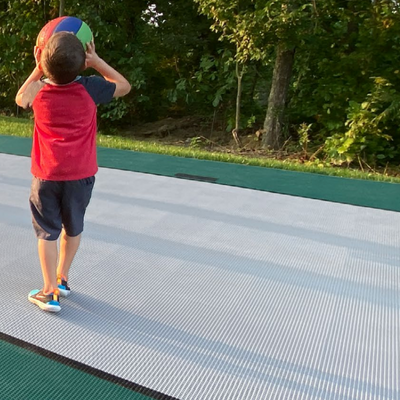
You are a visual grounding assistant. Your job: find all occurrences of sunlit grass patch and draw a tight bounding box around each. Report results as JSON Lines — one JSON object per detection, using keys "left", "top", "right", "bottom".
{"left": 1, "top": 115, "right": 400, "bottom": 184}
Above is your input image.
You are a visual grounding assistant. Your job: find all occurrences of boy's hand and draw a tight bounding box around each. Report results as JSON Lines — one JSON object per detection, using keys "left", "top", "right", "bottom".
{"left": 85, "top": 41, "right": 102, "bottom": 70}
{"left": 84, "top": 41, "right": 131, "bottom": 98}
{"left": 34, "top": 46, "right": 42, "bottom": 68}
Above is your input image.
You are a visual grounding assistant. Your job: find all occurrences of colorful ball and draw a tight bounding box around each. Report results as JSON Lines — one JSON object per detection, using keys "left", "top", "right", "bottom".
{"left": 36, "top": 16, "right": 93, "bottom": 51}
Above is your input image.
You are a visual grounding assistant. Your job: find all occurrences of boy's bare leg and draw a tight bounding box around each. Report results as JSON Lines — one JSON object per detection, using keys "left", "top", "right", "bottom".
{"left": 38, "top": 239, "right": 58, "bottom": 294}
{"left": 56, "top": 230, "right": 81, "bottom": 281}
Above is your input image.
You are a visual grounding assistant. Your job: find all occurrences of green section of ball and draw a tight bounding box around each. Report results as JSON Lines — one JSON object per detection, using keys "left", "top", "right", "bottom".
{"left": 76, "top": 21, "right": 93, "bottom": 50}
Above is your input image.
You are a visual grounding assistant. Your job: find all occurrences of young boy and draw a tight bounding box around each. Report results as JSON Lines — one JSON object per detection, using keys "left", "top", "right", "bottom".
{"left": 16, "top": 32, "right": 131, "bottom": 312}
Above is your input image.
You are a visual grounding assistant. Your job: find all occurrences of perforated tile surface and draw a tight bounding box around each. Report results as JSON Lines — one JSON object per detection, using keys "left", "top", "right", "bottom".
{"left": 0, "top": 153, "right": 399, "bottom": 400}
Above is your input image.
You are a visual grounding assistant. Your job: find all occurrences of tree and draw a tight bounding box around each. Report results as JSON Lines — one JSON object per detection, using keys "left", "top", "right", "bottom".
{"left": 194, "top": 0, "right": 316, "bottom": 149}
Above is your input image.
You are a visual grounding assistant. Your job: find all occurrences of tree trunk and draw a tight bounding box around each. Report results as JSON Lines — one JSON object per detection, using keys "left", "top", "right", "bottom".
{"left": 59, "top": 0, "right": 65, "bottom": 17}
{"left": 262, "top": 45, "right": 295, "bottom": 149}
{"left": 232, "top": 60, "right": 245, "bottom": 146}
{"left": 235, "top": 60, "right": 244, "bottom": 133}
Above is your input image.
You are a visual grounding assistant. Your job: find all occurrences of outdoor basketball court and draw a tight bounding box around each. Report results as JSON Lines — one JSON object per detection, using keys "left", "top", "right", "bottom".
{"left": 0, "top": 137, "right": 399, "bottom": 400}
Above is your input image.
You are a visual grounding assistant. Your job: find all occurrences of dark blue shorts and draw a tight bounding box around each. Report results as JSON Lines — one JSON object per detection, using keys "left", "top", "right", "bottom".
{"left": 29, "top": 176, "right": 95, "bottom": 241}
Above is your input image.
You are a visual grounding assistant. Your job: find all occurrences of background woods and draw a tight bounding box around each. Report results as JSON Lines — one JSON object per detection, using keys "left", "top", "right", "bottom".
{"left": 1, "top": 0, "right": 400, "bottom": 169}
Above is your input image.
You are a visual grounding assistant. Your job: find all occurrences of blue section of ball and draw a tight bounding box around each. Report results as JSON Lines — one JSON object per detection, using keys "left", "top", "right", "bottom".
{"left": 54, "top": 17, "right": 82, "bottom": 35}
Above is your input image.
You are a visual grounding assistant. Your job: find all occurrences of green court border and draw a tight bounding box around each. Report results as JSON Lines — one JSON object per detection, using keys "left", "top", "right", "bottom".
{"left": 0, "top": 333, "right": 176, "bottom": 400}
{"left": 1, "top": 134, "right": 399, "bottom": 212}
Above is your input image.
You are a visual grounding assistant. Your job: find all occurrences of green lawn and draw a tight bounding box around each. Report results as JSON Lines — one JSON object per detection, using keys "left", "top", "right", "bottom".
{"left": 1, "top": 115, "right": 400, "bottom": 184}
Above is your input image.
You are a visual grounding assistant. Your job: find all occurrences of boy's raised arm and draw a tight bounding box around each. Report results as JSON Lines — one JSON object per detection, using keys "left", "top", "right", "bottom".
{"left": 16, "top": 67, "right": 45, "bottom": 109}
{"left": 85, "top": 42, "right": 131, "bottom": 98}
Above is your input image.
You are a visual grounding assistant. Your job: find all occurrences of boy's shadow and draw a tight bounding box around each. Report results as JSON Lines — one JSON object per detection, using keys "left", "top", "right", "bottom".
{"left": 59, "top": 292, "right": 388, "bottom": 400}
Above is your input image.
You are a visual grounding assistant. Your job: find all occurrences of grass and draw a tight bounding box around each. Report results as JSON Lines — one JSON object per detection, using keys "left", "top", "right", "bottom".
{"left": 1, "top": 115, "right": 400, "bottom": 184}
{"left": 0, "top": 115, "right": 33, "bottom": 137}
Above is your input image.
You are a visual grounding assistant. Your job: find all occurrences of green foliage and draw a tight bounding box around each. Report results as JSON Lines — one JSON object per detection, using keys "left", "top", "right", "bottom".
{"left": 167, "top": 50, "right": 236, "bottom": 111}
{"left": 194, "top": 0, "right": 315, "bottom": 63}
{"left": 166, "top": 49, "right": 266, "bottom": 131}
{"left": 297, "top": 122, "right": 312, "bottom": 155}
{"left": 2, "top": 1, "right": 400, "bottom": 168}
{"left": 0, "top": 0, "right": 223, "bottom": 124}
{"left": 135, "top": 0, "right": 225, "bottom": 120}
{"left": 288, "top": 0, "right": 400, "bottom": 167}
{"left": 325, "top": 78, "right": 400, "bottom": 166}
{"left": 188, "top": 136, "right": 212, "bottom": 148}
{"left": 0, "top": 0, "right": 47, "bottom": 111}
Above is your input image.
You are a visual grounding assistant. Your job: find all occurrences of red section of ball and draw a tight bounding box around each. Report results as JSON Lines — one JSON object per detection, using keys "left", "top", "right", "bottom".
{"left": 36, "top": 17, "right": 67, "bottom": 49}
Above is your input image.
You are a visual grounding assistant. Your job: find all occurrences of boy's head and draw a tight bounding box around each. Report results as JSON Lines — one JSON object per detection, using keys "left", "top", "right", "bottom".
{"left": 41, "top": 32, "right": 85, "bottom": 84}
